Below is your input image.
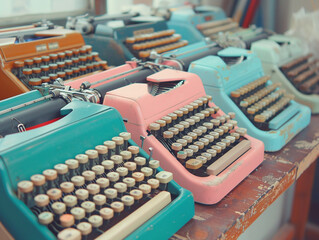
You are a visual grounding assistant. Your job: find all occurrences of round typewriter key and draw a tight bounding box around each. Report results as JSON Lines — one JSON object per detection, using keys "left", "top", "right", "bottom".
{"left": 87, "top": 184, "right": 100, "bottom": 195}
{"left": 168, "top": 113, "right": 178, "bottom": 120}
{"left": 114, "top": 182, "right": 127, "bottom": 193}
{"left": 180, "top": 121, "right": 190, "bottom": 129}
{"left": 119, "top": 132, "right": 131, "bottom": 140}
{"left": 111, "top": 155, "right": 123, "bottom": 165}
{"left": 216, "top": 142, "right": 226, "bottom": 150}
{"left": 210, "top": 119, "right": 220, "bottom": 127}
{"left": 38, "top": 212, "right": 53, "bottom": 225}
{"left": 120, "top": 151, "right": 132, "bottom": 161}
{"left": 190, "top": 116, "right": 200, "bottom": 124}
{"left": 194, "top": 141, "right": 204, "bottom": 150}
{"left": 112, "top": 136, "right": 124, "bottom": 146}
{"left": 177, "top": 151, "right": 187, "bottom": 160}
{"left": 213, "top": 106, "right": 220, "bottom": 113}
{"left": 124, "top": 161, "right": 137, "bottom": 171}
{"left": 30, "top": 174, "right": 45, "bottom": 186}
{"left": 132, "top": 172, "right": 144, "bottom": 183}
{"left": 130, "top": 189, "right": 143, "bottom": 200}
{"left": 104, "top": 140, "right": 116, "bottom": 150}
{"left": 188, "top": 132, "right": 197, "bottom": 140}
{"left": 149, "top": 123, "right": 160, "bottom": 131}
{"left": 201, "top": 152, "right": 212, "bottom": 161}
{"left": 196, "top": 156, "right": 207, "bottom": 164}
{"left": 100, "top": 207, "right": 114, "bottom": 220}
{"left": 222, "top": 138, "right": 231, "bottom": 147}
{"left": 93, "top": 194, "right": 106, "bottom": 206}
{"left": 107, "top": 172, "right": 120, "bottom": 182}
{"left": 147, "top": 179, "right": 160, "bottom": 189}
{"left": 111, "top": 201, "right": 124, "bottom": 213}
{"left": 156, "top": 171, "right": 173, "bottom": 184}
{"left": 228, "top": 120, "right": 238, "bottom": 127}
{"left": 14, "top": 61, "right": 24, "bottom": 68}
{"left": 82, "top": 170, "right": 95, "bottom": 181}
{"left": 214, "top": 128, "right": 224, "bottom": 136}
{"left": 29, "top": 78, "right": 42, "bottom": 86}
{"left": 34, "top": 194, "right": 50, "bottom": 207}
{"left": 162, "top": 116, "right": 172, "bottom": 124}
{"left": 189, "top": 145, "right": 199, "bottom": 153}
{"left": 81, "top": 201, "right": 95, "bottom": 214}
{"left": 92, "top": 165, "right": 104, "bottom": 176}
{"left": 224, "top": 114, "right": 231, "bottom": 121}
{"left": 121, "top": 195, "right": 135, "bottom": 207}
{"left": 148, "top": 160, "right": 160, "bottom": 169}
{"left": 77, "top": 222, "right": 92, "bottom": 236}
{"left": 195, "top": 113, "right": 205, "bottom": 120}
{"left": 141, "top": 167, "right": 153, "bottom": 177}
{"left": 236, "top": 128, "right": 247, "bottom": 136}
{"left": 75, "top": 154, "right": 88, "bottom": 164}
{"left": 102, "top": 160, "right": 114, "bottom": 170}
{"left": 174, "top": 110, "right": 183, "bottom": 117}
{"left": 204, "top": 134, "right": 215, "bottom": 143}
{"left": 176, "top": 139, "right": 187, "bottom": 147}
{"left": 116, "top": 167, "right": 128, "bottom": 177}
{"left": 201, "top": 110, "right": 210, "bottom": 118}
{"left": 210, "top": 131, "right": 220, "bottom": 139}
{"left": 198, "top": 126, "right": 207, "bottom": 133}
{"left": 71, "top": 176, "right": 85, "bottom": 187}
{"left": 85, "top": 149, "right": 98, "bottom": 159}
{"left": 206, "top": 108, "right": 215, "bottom": 115}
{"left": 203, "top": 122, "right": 213, "bottom": 130}
{"left": 228, "top": 112, "right": 236, "bottom": 119}
{"left": 172, "top": 142, "right": 182, "bottom": 151}
{"left": 180, "top": 107, "right": 189, "bottom": 115}
{"left": 211, "top": 145, "right": 222, "bottom": 154}
{"left": 186, "top": 159, "right": 202, "bottom": 170}
{"left": 190, "top": 102, "right": 199, "bottom": 110}
{"left": 195, "top": 99, "right": 203, "bottom": 107}
{"left": 52, "top": 202, "right": 66, "bottom": 215}
{"left": 65, "top": 159, "right": 79, "bottom": 169}
{"left": 47, "top": 188, "right": 62, "bottom": 201}
{"left": 60, "top": 182, "right": 74, "bottom": 193}
{"left": 185, "top": 118, "right": 195, "bottom": 127}
{"left": 134, "top": 157, "right": 146, "bottom": 166}
{"left": 75, "top": 189, "right": 89, "bottom": 201}
{"left": 128, "top": 146, "right": 139, "bottom": 155}
{"left": 207, "top": 149, "right": 217, "bottom": 158}
{"left": 104, "top": 188, "right": 117, "bottom": 199}
{"left": 60, "top": 214, "right": 74, "bottom": 228}
{"left": 95, "top": 145, "right": 108, "bottom": 155}
{"left": 89, "top": 215, "right": 103, "bottom": 228}
{"left": 156, "top": 119, "right": 166, "bottom": 128}
{"left": 57, "top": 228, "right": 81, "bottom": 240}
{"left": 231, "top": 132, "right": 240, "bottom": 140}
{"left": 224, "top": 123, "right": 234, "bottom": 130}
{"left": 163, "top": 131, "right": 173, "bottom": 139}
{"left": 63, "top": 195, "right": 77, "bottom": 208}
{"left": 182, "top": 135, "right": 193, "bottom": 144}
{"left": 174, "top": 124, "right": 184, "bottom": 132}
{"left": 139, "top": 184, "right": 151, "bottom": 194}
{"left": 217, "top": 116, "right": 226, "bottom": 124}
{"left": 168, "top": 127, "right": 179, "bottom": 136}
{"left": 96, "top": 178, "right": 110, "bottom": 189}
{"left": 184, "top": 148, "right": 194, "bottom": 157}
{"left": 54, "top": 163, "right": 68, "bottom": 175}
{"left": 199, "top": 138, "right": 209, "bottom": 146}
{"left": 71, "top": 207, "right": 85, "bottom": 220}
{"left": 123, "top": 177, "right": 135, "bottom": 187}
{"left": 220, "top": 125, "right": 229, "bottom": 133}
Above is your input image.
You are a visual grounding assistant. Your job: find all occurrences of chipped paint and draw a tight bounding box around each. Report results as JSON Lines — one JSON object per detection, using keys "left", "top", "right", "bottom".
{"left": 235, "top": 211, "right": 245, "bottom": 216}
{"left": 192, "top": 215, "right": 206, "bottom": 221}
{"left": 262, "top": 174, "right": 280, "bottom": 185}
{"left": 224, "top": 77, "right": 229, "bottom": 81}
{"left": 294, "top": 138, "right": 319, "bottom": 150}
{"left": 203, "top": 162, "right": 242, "bottom": 186}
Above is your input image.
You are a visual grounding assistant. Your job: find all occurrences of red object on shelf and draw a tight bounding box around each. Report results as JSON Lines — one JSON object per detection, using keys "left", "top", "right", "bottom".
{"left": 242, "top": 0, "right": 260, "bottom": 28}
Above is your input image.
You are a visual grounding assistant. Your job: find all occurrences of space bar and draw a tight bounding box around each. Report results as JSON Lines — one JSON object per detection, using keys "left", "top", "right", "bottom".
{"left": 96, "top": 191, "right": 172, "bottom": 240}
{"left": 207, "top": 140, "right": 251, "bottom": 176}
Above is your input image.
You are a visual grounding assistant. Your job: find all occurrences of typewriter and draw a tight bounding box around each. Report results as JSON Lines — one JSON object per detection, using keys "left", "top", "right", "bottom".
{"left": 0, "top": 91, "right": 194, "bottom": 239}
{"left": 187, "top": 47, "right": 311, "bottom": 152}
{"left": 251, "top": 35, "right": 319, "bottom": 113}
{"left": 67, "top": 14, "right": 193, "bottom": 63}
{"left": 0, "top": 24, "right": 108, "bottom": 100}
{"left": 193, "top": 17, "right": 271, "bottom": 49}
{"left": 97, "top": 68, "right": 264, "bottom": 204}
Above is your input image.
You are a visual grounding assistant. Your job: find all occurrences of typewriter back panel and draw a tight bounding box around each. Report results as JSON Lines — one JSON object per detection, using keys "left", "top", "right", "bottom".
{"left": 0, "top": 103, "right": 123, "bottom": 189}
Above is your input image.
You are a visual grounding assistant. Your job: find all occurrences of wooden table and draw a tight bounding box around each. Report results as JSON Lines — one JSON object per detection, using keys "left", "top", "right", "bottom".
{"left": 173, "top": 115, "right": 319, "bottom": 240}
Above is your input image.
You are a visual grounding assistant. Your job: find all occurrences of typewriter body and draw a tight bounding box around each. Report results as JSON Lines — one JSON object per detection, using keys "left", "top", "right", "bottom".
{"left": 187, "top": 47, "right": 311, "bottom": 152}
{"left": 98, "top": 68, "right": 264, "bottom": 204}
{"left": 0, "top": 91, "right": 194, "bottom": 239}
{"left": 165, "top": 5, "right": 225, "bottom": 44}
{"left": 251, "top": 35, "right": 319, "bottom": 113}
{"left": 0, "top": 26, "right": 108, "bottom": 100}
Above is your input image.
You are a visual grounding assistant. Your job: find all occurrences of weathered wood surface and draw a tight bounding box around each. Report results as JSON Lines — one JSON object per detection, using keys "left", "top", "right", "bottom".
{"left": 172, "top": 115, "right": 319, "bottom": 240}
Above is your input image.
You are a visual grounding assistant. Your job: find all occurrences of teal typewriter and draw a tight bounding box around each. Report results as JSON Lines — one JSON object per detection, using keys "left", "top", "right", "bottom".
{"left": 0, "top": 90, "right": 194, "bottom": 239}
{"left": 251, "top": 35, "right": 319, "bottom": 113}
{"left": 185, "top": 47, "right": 311, "bottom": 152}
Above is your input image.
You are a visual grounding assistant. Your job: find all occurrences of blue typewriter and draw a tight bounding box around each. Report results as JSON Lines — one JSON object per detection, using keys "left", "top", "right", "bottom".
{"left": 162, "top": 46, "right": 311, "bottom": 152}
{"left": 0, "top": 90, "right": 194, "bottom": 239}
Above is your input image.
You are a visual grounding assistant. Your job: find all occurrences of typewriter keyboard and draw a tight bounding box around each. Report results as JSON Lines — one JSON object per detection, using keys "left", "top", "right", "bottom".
{"left": 196, "top": 18, "right": 239, "bottom": 38}
{"left": 280, "top": 54, "right": 319, "bottom": 94}
{"left": 11, "top": 45, "right": 108, "bottom": 89}
{"left": 230, "top": 76, "right": 294, "bottom": 130}
{"left": 17, "top": 132, "right": 174, "bottom": 239}
{"left": 125, "top": 29, "right": 188, "bottom": 59}
{"left": 148, "top": 95, "right": 250, "bottom": 177}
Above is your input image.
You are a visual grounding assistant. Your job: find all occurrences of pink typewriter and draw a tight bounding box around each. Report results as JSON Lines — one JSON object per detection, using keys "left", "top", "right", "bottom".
{"left": 67, "top": 66, "right": 264, "bottom": 204}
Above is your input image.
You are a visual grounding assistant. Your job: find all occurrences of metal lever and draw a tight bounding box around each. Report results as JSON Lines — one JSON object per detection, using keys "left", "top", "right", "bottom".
{"left": 148, "top": 147, "right": 153, "bottom": 161}
{"left": 140, "top": 136, "right": 146, "bottom": 150}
